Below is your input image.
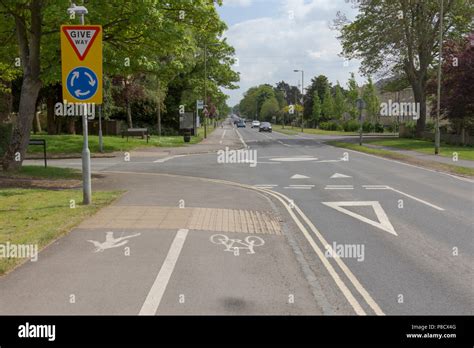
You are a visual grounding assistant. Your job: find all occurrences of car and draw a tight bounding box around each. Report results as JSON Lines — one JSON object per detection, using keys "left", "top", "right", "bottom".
{"left": 259, "top": 122, "right": 272, "bottom": 132}
{"left": 251, "top": 120, "right": 261, "bottom": 128}
{"left": 236, "top": 120, "right": 246, "bottom": 128}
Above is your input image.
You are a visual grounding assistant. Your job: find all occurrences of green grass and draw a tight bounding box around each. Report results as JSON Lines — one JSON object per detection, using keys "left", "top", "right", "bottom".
{"left": 1, "top": 165, "right": 82, "bottom": 180}
{"left": 27, "top": 126, "right": 214, "bottom": 155}
{"left": 327, "top": 141, "right": 474, "bottom": 177}
{"left": 364, "top": 138, "right": 474, "bottom": 161}
{"left": 0, "top": 188, "right": 122, "bottom": 275}
{"left": 272, "top": 124, "right": 360, "bottom": 136}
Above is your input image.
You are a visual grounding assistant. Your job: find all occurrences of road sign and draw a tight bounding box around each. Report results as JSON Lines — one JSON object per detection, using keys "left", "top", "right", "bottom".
{"left": 197, "top": 100, "right": 204, "bottom": 109}
{"left": 61, "top": 25, "right": 102, "bottom": 104}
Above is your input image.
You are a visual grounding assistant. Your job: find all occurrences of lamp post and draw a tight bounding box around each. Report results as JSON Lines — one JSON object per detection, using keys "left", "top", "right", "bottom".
{"left": 294, "top": 69, "right": 304, "bottom": 132}
{"left": 67, "top": 3, "right": 92, "bottom": 205}
{"left": 435, "top": 0, "right": 444, "bottom": 155}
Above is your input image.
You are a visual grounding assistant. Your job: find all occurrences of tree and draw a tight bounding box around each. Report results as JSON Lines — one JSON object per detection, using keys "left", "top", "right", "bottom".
{"left": 0, "top": 0, "right": 238, "bottom": 169}
{"left": 311, "top": 93, "right": 321, "bottom": 127}
{"left": 304, "top": 75, "right": 330, "bottom": 122}
{"left": 337, "top": 0, "right": 474, "bottom": 136}
{"left": 427, "top": 36, "right": 474, "bottom": 141}
{"left": 362, "top": 77, "right": 380, "bottom": 123}
{"left": 260, "top": 97, "right": 279, "bottom": 122}
{"left": 333, "top": 83, "right": 346, "bottom": 120}
{"left": 321, "top": 85, "right": 334, "bottom": 121}
{"left": 346, "top": 73, "right": 359, "bottom": 119}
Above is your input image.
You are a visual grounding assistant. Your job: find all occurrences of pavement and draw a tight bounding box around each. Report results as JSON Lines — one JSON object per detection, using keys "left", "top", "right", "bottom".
{"left": 3, "top": 120, "right": 473, "bottom": 315}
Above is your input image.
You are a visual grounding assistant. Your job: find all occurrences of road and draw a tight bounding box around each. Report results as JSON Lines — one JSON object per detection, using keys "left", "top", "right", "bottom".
{"left": 3, "top": 121, "right": 473, "bottom": 315}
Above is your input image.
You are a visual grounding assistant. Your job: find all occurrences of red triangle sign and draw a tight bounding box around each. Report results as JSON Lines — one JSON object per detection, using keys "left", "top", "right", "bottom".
{"left": 62, "top": 26, "right": 100, "bottom": 61}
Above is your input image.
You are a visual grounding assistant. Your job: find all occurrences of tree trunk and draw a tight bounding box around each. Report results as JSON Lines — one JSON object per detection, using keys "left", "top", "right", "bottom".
{"left": 2, "top": 77, "right": 42, "bottom": 170}
{"left": 33, "top": 111, "right": 42, "bottom": 133}
{"left": 46, "top": 93, "right": 57, "bottom": 135}
{"left": 126, "top": 99, "right": 133, "bottom": 128}
{"left": 67, "top": 118, "right": 76, "bottom": 134}
{"left": 157, "top": 102, "right": 161, "bottom": 136}
{"left": 412, "top": 81, "right": 427, "bottom": 138}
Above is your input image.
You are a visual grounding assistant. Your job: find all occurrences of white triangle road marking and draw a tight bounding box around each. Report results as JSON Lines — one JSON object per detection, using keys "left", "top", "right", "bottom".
{"left": 291, "top": 174, "right": 310, "bottom": 179}
{"left": 321, "top": 201, "right": 397, "bottom": 236}
{"left": 330, "top": 173, "right": 352, "bottom": 178}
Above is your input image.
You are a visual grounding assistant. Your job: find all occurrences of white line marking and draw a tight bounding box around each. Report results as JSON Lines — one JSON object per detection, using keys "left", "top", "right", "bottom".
{"left": 291, "top": 174, "right": 310, "bottom": 179}
{"left": 331, "top": 173, "right": 352, "bottom": 178}
{"left": 153, "top": 155, "right": 186, "bottom": 163}
{"left": 290, "top": 184, "right": 315, "bottom": 187}
{"left": 387, "top": 187, "right": 445, "bottom": 211}
{"left": 139, "top": 229, "right": 189, "bottom": 315}
{"left": 234, "top": 129, "right": 248, "bottom": 148}
{"left": 277, "top": 140, "right": 291, "bottom": 147}
{"left": 254, "top": 184, "right": 278, "bottom": 188}
{"left": 322, "top": 201, "right": 397, "bottom": 236}
{"left": 362, "top": 185, "right": 444, "bottom": 211}
{"left": 101, "top": 170, "right": 384, "bottom": 315}
{"left": 328, "top": 144, "right": 474, "bottom": 183}
{"left": 284, "top": 186, "right": 312, "bottom": 190}
{"left": 219, "top": 130, "right": 227, "bottom": 144}
{"left": 270, "top": 157, "right": 318, "bottom": 162}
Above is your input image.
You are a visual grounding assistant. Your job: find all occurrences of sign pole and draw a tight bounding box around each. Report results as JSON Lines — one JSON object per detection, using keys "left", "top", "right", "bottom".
{"left": 98, "top": 105, "right": 103, "bottom": 153}
{"left": 80, "top": 12, "right": 92, "bottom": 204}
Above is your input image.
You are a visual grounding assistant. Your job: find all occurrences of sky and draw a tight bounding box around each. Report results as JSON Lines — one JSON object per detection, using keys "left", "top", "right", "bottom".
{"left": 216, "top": 0, "right": 364, "bottom": 107}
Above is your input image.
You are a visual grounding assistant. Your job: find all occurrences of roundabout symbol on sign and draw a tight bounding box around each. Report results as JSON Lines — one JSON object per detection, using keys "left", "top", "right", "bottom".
{"left": 66, "top": 66, "right": 98, "bottom": 100}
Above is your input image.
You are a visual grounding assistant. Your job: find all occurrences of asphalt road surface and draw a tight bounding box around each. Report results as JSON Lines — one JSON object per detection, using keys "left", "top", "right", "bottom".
{"left": 5, "top": 122, "right": 473, "bottom": 315}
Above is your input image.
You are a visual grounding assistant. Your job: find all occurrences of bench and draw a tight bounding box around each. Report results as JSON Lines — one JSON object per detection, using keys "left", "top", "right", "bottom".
{"left": 28, "top": 139, "right": 47, "bottom": 168}
{"left": 121, "top": 128, "right": 150, "bottom": 143}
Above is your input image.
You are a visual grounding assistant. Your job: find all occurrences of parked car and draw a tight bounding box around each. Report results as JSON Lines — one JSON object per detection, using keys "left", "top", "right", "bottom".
{"left": 251, "top": 120, "right": 261, "bottom": 128}
{"left": 259, "top": 122, "right": 272, "bottom": 132}
{"left": 237, "top": 120, "right": 246, "bottom": 128}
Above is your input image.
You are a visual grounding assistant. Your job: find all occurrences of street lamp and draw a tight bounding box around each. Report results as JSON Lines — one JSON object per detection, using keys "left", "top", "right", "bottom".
{"left": 203, "top": 42, "right": 220, "bottom": 138}
{"left": 435, "top": 0, "right": 444, "bottom": 155}
{"left": 67, "top": 3, "right": 92, "bottom": 205}
{"left": 294, "top": 69, "right": 304, "bottom": 132}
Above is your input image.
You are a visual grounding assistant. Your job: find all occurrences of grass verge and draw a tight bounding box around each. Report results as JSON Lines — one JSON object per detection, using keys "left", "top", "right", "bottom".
{"left": 1, "top": 165, "right": 82, "bottom": 180}
{"left": 0, "top": 188, "right": 123, "bottom": 275}
{"left": 28, "top": 125, "right": 215, "bottom": 156}
{"left": 326, "top": 141, "right": 474, "bottom": 177}
{"left": 364, "top": 138, "right": 474, "bottom": 161}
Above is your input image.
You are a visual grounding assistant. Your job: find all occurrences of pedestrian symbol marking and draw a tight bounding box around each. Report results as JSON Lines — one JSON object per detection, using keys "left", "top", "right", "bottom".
{"left": 87, "top": 231, "right": 141, "bottom": 252}
{"left": 210, "top": 234, "right": 264, "bottom": 256}
{"left": 66, "top": 67, "right": 98, "bottom": 100}
{"left": 62, "top": 26, "right": 100, "bottom": 61}
{"left": 321, "top": 201, "right": 397, "bottom": 236}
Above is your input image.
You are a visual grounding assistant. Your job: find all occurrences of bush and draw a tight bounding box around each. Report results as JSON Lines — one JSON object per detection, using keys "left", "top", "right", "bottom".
{"left": 362, "top": 121, "right": 374, "bottom": 133}
{"left": 425, "top": 121, "right": 435, "bottom": 132}
{"left": 320, "top": 121, "right": 340, "bottom": 131}
{"left": 343, "top": 120, "right": 360, "bottom": 132}
{"left": 374, "top": 123, "right": 384, "bottom": 133}
{"left": 386, "top": 122, "right": 399, "bottom": 133}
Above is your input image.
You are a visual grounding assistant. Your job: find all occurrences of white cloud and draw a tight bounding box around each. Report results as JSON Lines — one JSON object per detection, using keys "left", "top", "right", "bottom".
{"left": 223, "top": 0, "right": 253, "bottom": 7}
{"left": 221, "top": 0, "right": 363, "bottom": 106}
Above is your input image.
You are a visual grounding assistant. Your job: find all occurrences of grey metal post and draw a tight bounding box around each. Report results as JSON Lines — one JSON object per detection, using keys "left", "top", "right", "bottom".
{"left": 204, "top": 43, "right": 207, "bottom": 139}
{"left": 301, "top": 70, "right": 304, "bottom": 132}
{"left": 80, "top": 12, "right": 91, "bottom": 204}
{"left": 98, "top": 105, "right": 103, "bottom": 153}
{"left": 435, "top": 0, "right": 444, "bottom": 155}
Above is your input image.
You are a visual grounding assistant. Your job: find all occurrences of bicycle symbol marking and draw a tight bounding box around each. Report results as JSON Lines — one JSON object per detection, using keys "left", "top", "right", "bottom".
{"left": 210, "top": 234, "right": 265, "bottom": 256}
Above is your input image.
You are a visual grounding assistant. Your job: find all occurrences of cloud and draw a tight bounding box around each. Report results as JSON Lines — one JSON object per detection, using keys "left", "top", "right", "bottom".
{"left": 223, "top": 0, "right": 253, "bottom": 7}
{"left": 220, "top": 0, "right": 363, "bottom": 106}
